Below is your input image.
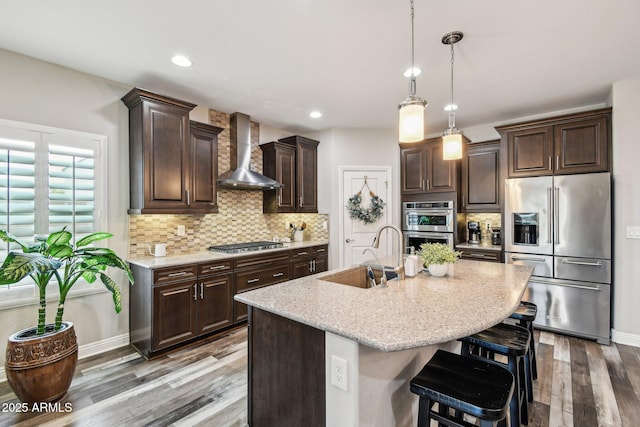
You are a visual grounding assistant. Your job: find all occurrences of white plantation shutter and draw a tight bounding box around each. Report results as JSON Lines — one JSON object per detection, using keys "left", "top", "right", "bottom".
{"left": 0, "top": 121, "right": 105, "bottom": 291}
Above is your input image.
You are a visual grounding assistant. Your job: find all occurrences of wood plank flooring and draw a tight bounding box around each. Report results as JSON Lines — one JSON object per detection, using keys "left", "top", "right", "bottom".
{"left": 1, "top": 327, "right": 639, "bottom": 426}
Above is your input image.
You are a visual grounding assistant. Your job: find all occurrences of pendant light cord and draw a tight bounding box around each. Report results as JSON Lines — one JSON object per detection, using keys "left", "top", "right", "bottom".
{"left": 409, "top": 0, "right": 416, "bottom": 96}
{"left": 449, "top": 32, "right": 456, "bottom": 129}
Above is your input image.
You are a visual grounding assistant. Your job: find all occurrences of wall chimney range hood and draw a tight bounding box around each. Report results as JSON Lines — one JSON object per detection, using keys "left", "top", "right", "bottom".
{"left": 218, "top": 112, "right": 284, "bottom": 190}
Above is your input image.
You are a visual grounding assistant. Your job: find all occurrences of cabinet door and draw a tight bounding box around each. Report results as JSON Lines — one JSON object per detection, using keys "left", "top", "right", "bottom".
{"left": 143, "top": 101, "right": 190, "bottom": 209}
{"left": 153, "top": 281, "right": 198, "bottom": 350}
{"left": 189, "top": 122, "right": 221, "bottom": 212}
{"left": 292, "top": 259, "right": 312, "bottom": 278}
{"left": 198, "top": 274, "right": 233, "bottom": 335}
{"left": 426, "top": 142, "right": 457, "bottom": 193}
{"left": 297, "top": 139, "right": 318, "bottom": 212}
{"left": 276, "top": 145, "right": 296, "bottom": 212}
{"left": 459, "top": 249, "right": 501, "bottom": 263}
{"left": 507, "top": 126, "right": 554, "bottom": 177}
{"left": 554, "top": 116, "right": 609, "bottom": 174}
{"left": 313, "top": 255, "right": 328, "bottom": 274}
{"left": 462, "top": 142, "right": 500, "bottom": 211}
{"left": 400, "top": 144, "right": 427, "bottom": 194}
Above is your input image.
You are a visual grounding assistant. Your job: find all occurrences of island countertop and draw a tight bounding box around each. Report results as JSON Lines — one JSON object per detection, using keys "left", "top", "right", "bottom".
{"left": 235, "top": 260, "right": 533, "bottom": 352}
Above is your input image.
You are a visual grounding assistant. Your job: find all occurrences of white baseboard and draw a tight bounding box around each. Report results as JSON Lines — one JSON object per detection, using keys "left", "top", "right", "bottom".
{"left": 0, "top": 333, "right": 130, "bottom": 384}
{"left": 611, "top": 329, "right": 640, "bottom": 347}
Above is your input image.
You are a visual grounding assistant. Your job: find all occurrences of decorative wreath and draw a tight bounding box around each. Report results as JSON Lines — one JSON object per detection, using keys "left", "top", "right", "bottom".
{"left": 346, "top": 177, "right": 385, "bottom": 224}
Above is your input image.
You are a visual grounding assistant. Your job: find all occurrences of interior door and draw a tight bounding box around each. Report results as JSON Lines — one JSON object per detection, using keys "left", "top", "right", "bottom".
{"left": 341, "top": 168, "right": 391, "bottom": 267}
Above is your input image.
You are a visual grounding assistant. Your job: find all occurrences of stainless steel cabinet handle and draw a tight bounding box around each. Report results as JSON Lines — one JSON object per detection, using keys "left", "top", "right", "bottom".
{"left": 208, "top": 265, "right": 227, "bottom": 271}
{"left": 247, "top": 278, "right": 260, "bottom": 284}
{"left": 547, "top": 187, "right": 553, "bottom": 244}
{"left": 426, "top": 178, "right": 430, "bottom": 191}
{"left": 470, "top": 253, "right": 489, "bottom": 258}
{"left": 548, "top": 156, "right": 552, "bottom": 170}
{"left": 299, "top": 196, "right": 303, "bottom": 207}
{"left": 200, "top": 283, "right": 204, "bottom": 299}
{"left": 316, "top": 248, "right": 325, "bottom": 253}
{"left": 272, "top": 272, "right": 284, "bottom": 278}
{"left": 554, "top": 187, "right": 560, "bottom": 244}
{"left": 297, "top": 251, "right": 308, "bottom": 256}
{"left": 168, "top": 271, "right": 188, "bottom": 277}
{"left": 277, "top": 194, "right": 281, "bottom": 207}
{"left": 186, "top": 190, "right": 190, "bottom": 206}
{"left": 556, "top": 155, "right": 560, "bottom": 170}
{"left": 511, "top": 256, "right": 547, "bottom": 263}
{"left": 561, "top": 259, "right": 603, "bottom": 267}
{"left": 193, "top": 284, "right": 197, "bottom": 301}
{"left": 313, "top": 259, "right": 316, "bottom": 271}
{"left": 422, "top": 179, "right": 426, "bottom": 190}
{"left": 462, "top": 195, "right": 465, "bottom": 207}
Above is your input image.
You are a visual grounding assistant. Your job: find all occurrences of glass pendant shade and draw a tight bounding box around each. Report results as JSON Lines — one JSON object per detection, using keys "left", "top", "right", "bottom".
{"left": 442, "top": 132, "right": 463, "bottom": 160}
{"left": 399, "top": 97, "right": 427, "bottom": 142}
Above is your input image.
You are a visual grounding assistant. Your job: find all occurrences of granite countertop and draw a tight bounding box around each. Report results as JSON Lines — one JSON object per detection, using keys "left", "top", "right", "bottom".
{"left": 235, "top": 260, "right": 533, "bottom": 352}
{"left": 456, "top": 242, "right": 503, "bottom": 251}
{"left": 128, "top": 240, "right": 329, "bottom": 269}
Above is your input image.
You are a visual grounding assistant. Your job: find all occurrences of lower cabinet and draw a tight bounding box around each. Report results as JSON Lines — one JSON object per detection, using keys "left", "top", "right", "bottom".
{"left": 130, "top": 260, "right": 233, "bottom": 358}
{"left": 459, "top": 248, "right": 502, "bottom": 263}
{"left": 291, "top": 244, "right": 328, "bottom": 278}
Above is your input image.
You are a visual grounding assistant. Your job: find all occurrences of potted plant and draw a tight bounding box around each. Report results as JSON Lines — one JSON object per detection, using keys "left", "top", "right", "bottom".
{"left": 418, "top": 243, "right": 462, "bottom": 277}
{"left": 0, "top": 228, "right": 133, "bottom": 404}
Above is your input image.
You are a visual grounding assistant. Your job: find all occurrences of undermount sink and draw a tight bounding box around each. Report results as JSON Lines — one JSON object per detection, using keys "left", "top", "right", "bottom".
{"left": 318, "top": 266, "right": 384, "bottom": 289}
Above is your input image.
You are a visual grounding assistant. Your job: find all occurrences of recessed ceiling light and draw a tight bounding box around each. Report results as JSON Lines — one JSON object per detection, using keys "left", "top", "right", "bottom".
{"left": 171, "top": 55, "right": 192, "bottom": 67}
{"left": 444, "top": 104, "right": 458, "bottom": 112}
{"left": 403, "top": 67, "right": 422, "bottom": 78}
{"left": 310, "top": 111, "right": 322, "bottom": 118}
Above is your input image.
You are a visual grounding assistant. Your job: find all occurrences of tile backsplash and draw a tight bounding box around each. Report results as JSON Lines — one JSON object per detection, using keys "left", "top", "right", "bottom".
{"left": 463, "top": 212, "right": 502, "bottom": 242}
{"left": 128, "top": 108, "right": 328, "bottom": 258}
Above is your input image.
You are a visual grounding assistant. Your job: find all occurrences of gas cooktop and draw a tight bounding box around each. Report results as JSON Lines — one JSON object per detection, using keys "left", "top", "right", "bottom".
{"left": 208, "top": 241, "right": 284, "bottom": 254}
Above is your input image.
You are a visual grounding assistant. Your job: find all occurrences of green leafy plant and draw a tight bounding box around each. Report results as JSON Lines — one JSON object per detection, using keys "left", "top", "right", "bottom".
{"left": 418, "top": 243, "right": 462, "bottom": 266}
{"left": 0, "top": 228, "right": 134, "bottom": 336}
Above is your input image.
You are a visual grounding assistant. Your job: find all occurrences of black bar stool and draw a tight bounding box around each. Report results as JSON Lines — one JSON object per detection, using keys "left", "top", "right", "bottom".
{"left": 460, "top": 323, "right": 531, "bottom": 427}
{"left": 410, "top": 349, "right": 514, "bottom": 427}
{"left": 509, "top": 301, "right": 538, "bottom": 383}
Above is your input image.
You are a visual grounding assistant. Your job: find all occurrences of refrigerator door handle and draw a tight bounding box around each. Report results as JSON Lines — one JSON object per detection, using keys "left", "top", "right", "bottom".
{"left": 561, "top": 259, "right": 603, "bottom": 267}
{"left": 511, "top": 256, "right": 547, "bottom": 263}
{"left": 556, "top": 282, "right": 602, "bottom": 291}
{"left": 554, "top": 187, "right": 560, "bottom": 244}
{"left": 547, "top": 187, "right": 553, "bottom": 243}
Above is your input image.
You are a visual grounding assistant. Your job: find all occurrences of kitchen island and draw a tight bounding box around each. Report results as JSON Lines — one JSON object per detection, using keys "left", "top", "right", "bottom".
{"left": 235, "top": 260, "right": 533, "bottom": 427}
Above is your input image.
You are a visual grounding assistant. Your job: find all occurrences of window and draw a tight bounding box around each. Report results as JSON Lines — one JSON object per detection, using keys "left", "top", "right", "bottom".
{"left": 0, "top": 119, "right": 106, "bottom": 301}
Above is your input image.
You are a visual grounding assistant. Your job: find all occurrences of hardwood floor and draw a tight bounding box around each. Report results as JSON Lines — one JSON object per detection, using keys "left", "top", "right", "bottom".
{"left": 1, "top": 327, "right": 639, "bottom": 426}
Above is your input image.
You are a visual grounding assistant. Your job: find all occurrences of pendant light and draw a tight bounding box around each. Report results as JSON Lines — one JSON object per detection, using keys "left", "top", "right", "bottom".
{"left": 442, "top": 31, "right": 464, "bottom": 160}
{"left": 398, "top": 0, "right": 427, "bottom": 143}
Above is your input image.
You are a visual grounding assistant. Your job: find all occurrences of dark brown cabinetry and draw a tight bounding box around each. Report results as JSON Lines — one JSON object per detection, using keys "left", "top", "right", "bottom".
{"left": 262, "top": 136, "right": 319, "bottom": 213}
{"left": 233, "top": 251, "right": 292, "bottom": 323}
{"left": 400, "top": 136, "right": 465, "bottom": 197}
{"left": 291, "top": 244, "right": 329, "bottom": 278}
{"left": 122, "top": 88, "right": 223, "bottom": 214}
{"left": 459, "top": 248, "right": 502, "bottom": 263}
{"left": 461, "top": 140, "right": 501, "bottom": 212}
{"left": 130, "top": 260, "right": 233, "bottom": 358}
{"left": 497, "top": 108, "right": 611, "bottom": 178}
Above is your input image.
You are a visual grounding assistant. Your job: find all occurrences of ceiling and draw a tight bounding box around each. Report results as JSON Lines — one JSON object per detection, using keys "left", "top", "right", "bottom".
{"left": 1, "top": 0, "right": 639, "bottom": 136}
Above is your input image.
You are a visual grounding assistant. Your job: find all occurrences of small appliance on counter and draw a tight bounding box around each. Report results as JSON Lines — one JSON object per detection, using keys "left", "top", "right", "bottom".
{"left": 491, "top": 228, "right": 501, "bottom": 245}
{"left": 467, "top": 221, "right": 481, "bottom": 244}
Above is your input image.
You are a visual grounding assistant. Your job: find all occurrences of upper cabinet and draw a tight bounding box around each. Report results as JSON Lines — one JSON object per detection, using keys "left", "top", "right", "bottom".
{"left": 400, "top": 136, "right": 465, "bottom": 197}
{"left": 461, "top": 140, "right": 501, "bottom": 212}
{"left": 496, "top": 108, "right": 611, "bottom": 178}
{"left": 122, "top": 88, "right": 223, "bottom": 214}
{"left": 262, "top": 135, "right": 319, "bottom": 213}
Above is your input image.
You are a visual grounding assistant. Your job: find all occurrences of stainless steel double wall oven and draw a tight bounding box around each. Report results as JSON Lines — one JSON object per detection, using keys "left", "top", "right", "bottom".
{"left": 402, "top": 201, "right": 456, "bottom": 252}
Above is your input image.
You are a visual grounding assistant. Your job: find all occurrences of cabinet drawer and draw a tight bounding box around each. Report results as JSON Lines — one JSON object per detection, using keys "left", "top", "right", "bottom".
{"left": 198, "top": 260, "right": 233, "bottom": 277}
{"left": 460, "top": 249, "right": 501, "bottom": 263}
{"left": 153, "top": 264, "right": 198, "bottom": 285}
{"left": 235, "top": 251, "right": 291, "bottom": 270}
{"left": 236, "top": 264, "right": 291, "bottom": 293}
{"left": 291, "top": 244, "right": 329, "bottom": 259}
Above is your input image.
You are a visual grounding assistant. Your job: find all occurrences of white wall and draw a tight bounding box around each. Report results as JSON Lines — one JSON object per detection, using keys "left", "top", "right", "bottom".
{"left": 0, "top": 48, "right": 131, "bottom": 364}
{"left": 611, "top": 78, "right": 640, "bottom": 345}
{"left": 309, "top": 128, "right": 400, "bottom": 269}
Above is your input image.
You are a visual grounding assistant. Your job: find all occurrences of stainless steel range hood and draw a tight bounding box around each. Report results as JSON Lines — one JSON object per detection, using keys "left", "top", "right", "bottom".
{"left": 218, "top": 112, "right": 284, "bottom": 190}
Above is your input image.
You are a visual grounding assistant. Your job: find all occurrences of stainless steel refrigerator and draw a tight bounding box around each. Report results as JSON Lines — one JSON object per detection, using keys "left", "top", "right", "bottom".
{"left": 504, "top": 172, "right": 612, "bottom": 344}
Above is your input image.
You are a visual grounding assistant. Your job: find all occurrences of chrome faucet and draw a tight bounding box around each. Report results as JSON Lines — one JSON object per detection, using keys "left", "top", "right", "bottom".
{"left": 362, "top": 248, "right": 388, "bottom": 288}
{"left": 371, "top": 224, "right": 405, "bottom": 280}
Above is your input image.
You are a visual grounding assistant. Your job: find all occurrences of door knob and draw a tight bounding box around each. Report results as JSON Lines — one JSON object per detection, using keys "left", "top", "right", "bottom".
{"left": 346, "top": 238, "right": 353, "bottom": 243}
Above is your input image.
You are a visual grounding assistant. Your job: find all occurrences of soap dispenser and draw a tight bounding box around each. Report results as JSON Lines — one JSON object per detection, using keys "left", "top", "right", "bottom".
{"left": 404, "top": 247, "right": 420, "bottom": 277}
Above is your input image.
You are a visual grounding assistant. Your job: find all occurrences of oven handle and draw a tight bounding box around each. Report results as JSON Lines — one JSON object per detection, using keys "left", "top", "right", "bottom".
{"left": 407, "top": 210, "right": 452, "bottom": 216}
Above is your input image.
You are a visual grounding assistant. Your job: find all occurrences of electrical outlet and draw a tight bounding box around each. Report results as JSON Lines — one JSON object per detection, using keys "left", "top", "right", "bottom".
{"left": 284, "top": 220, "right": 290, "bottom": 230}
{"left": 322, "top": 221, "right": 328, "bottom": 230}
{"left": 331, "top": 355, "right": 348, "bottom": 391}
{"left": 176, "top": 225, "right": 186, "bottom": 237}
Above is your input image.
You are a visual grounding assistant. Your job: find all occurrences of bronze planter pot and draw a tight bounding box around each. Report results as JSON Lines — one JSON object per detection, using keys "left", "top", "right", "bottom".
{"left": 5, "top": 321, "right": 78, "bottom": 404}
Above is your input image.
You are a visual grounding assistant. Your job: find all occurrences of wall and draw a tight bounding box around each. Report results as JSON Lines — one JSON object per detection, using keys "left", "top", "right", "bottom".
{"left": 611, "top": 78, "right": 640, "bottom": 345}
{"left": 309, "top": 128, "right": 400, "bottom": 269}
{"left": 0, "top": 48, "right": 132, "bottom": 365}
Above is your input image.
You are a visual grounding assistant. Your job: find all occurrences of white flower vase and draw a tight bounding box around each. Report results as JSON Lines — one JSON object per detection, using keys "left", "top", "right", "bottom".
{"left": 293, "top": 230, "right": 304, "bottom": 242}
{"left": 428, "top": 263, "right": 449, "bottom": 277}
